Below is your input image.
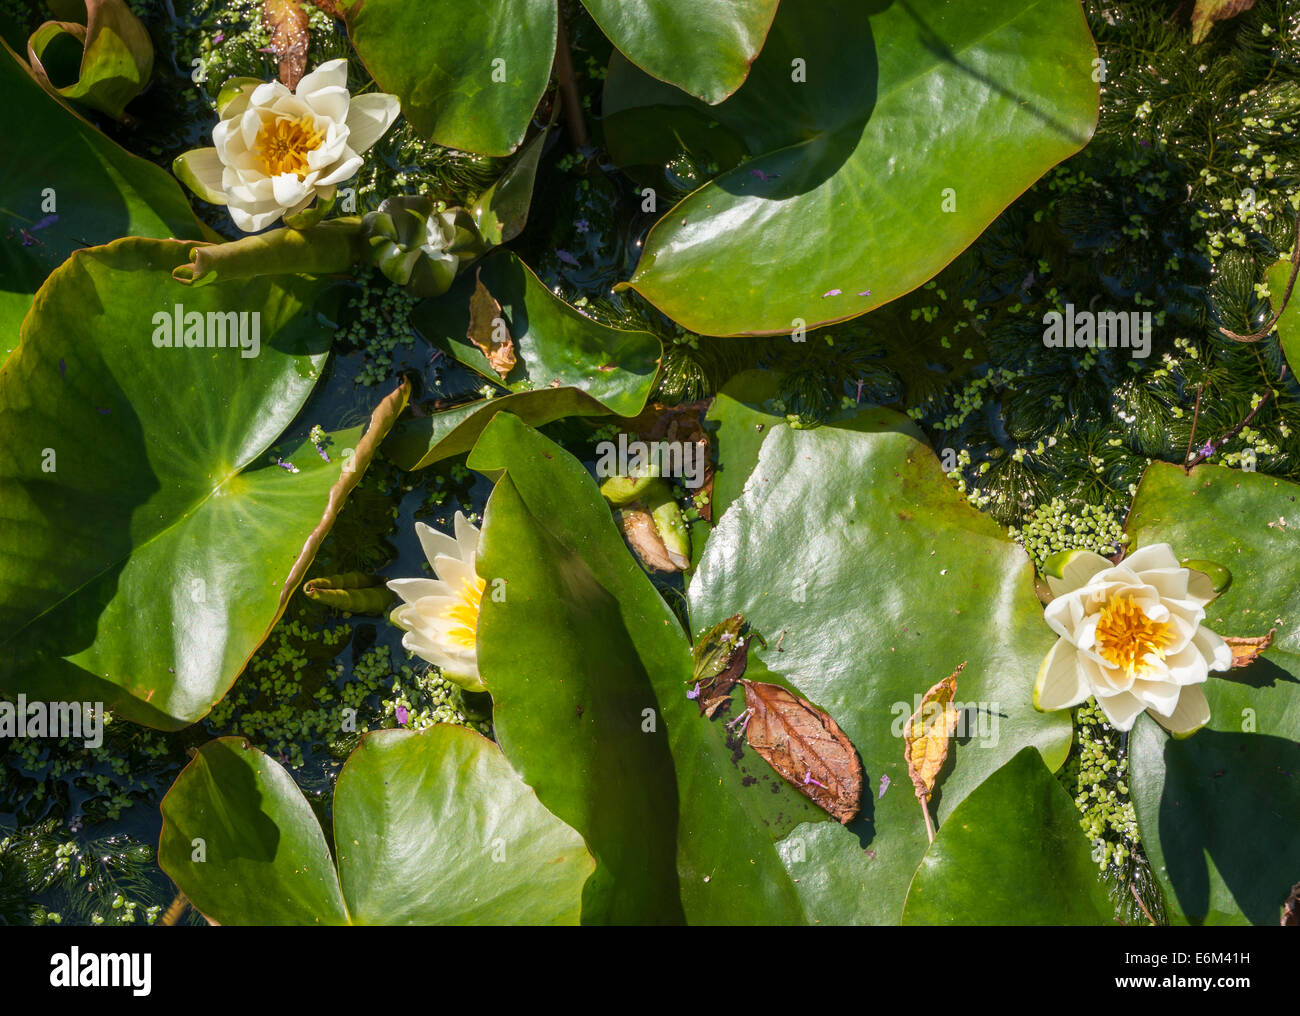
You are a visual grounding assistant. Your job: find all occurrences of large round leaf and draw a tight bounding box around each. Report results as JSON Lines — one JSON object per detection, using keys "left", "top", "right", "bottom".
{"left": 343, "top": 0, "right": 779, "bottom": 156}
{"left": 0, "top": 238, "right": 355, "bottom": 729}
{"left": 0, "top": 43, "right": 204, "bottom": 364}
{"left": 466, "top": 408, "right": 1070, "bottom": 923}
{"left": 388, "top": 252, "right": 661, "bottom": 470}
{"left": 902, "top": 747, "right": 1113, "bottom": 925}
{"left": 159, "top": 737, "right": 349, "bottom": 925}
{"left": 470, "top": 412, "right": 821, "bottom": 924}
{"left": 160, "top": 727, "right": 593, "bottom": 925}
{"left": 608, "top": 0, "right": 1099, "bottom": 336}
{"left": 687, "top": 395, "right": 1074, "bottom": 923}
{"left": 582, "top": 0, "right": 779, "bottom": 105}
{"left": 1126, "top": 461, "right": 1300, "bottom": 926}
{"left": 344, "top": 0, "right": 557, "bottom": 157}
{"left": 470, "top": 413, "right": 690, "bottom": 924}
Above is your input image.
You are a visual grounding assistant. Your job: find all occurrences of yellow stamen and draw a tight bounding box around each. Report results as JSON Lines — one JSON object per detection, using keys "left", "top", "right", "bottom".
{"left": 441, "top": 575, "right": 485, "bottom": 650}
{"left": 1094, "top": 595, "right": 1174, "bottom": 676}
{"left": 255, "top": 115, "right": 324, "bottom": 178}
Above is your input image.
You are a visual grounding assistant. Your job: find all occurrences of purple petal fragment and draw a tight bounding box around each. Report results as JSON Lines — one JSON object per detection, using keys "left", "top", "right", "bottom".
{"left": 878, "top": 773, "right": 891, "bottom": 799}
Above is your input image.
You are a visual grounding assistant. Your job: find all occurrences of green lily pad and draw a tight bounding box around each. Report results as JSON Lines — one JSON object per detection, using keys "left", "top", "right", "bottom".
{"left": 159, "top": 727, "right": 593, "bottom": 925}
{"left": 0, "top": 43, "right": 204, "bottom": 365}
{"left": 468, "top": 412, "right": 690, "bottom": 923}
{"left": 27, "top": 0, "right": 153, "bottom": 119}
{"left": 902, "top": 747, "right": 1114, "bottom": 925}
{"left": 344, "top": 0, "right": 780, "bottom": 156}
{"left": 1126, "top": 461, "right": 1300, "bottom": 926}
{"left": 687, "top": 403, "right": 1074, "bottom": 923}
{"left": 387, "top": 252, "right": 660, "bottom": 470}
{"left": 582, "top": 0, "right": 779, "bottom": 105}
{"left": 0, "top": 238, "right": 393, "bottom": 730}
{"left": 464, "top": 407, "right": 1070, "bottom": 923}
{"left": 607, "top": 0, "right": 1099, "bottom": 336}
{"left": 344, "top": 0, "right": 557, "bottom": 157}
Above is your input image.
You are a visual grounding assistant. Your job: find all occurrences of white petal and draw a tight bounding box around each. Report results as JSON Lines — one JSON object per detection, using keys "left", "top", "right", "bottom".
{"left": 1044, "top": 593, "right": 1087, "bottom": 641}
{"left": 227, "top": 198, "right": 284, "bottom": 233}
{"left": 416, "top": 521, "right": 459, "bottom": 567}
{"left": 271, "top": 172, "right": 311, "bottom": 207}
{"left": 240, "top": 107, "right": 264, "bottom": 151}
{"left": 453, "top": 511, "right": 481, "bottom": 559}
{"left": 1151, "top": 684, "right": 1212, "bottom": 737}
{"left": 433, "top": 555, "right": 476, "bottom": 590}
{"left": 250, "top": 80, "right": 289, "bottom": 107}
{"left": 344, "top": 92, "right": 400, "bottom": 154}
{"left": 1092, "top": 690, "right": 1147, "bottom": 731}
{"left": 303, "top": 84, "right": 349, "bottom": 124}
{"left": 175, "top": 148, "right": 226, "bottom": 204}
{"left": 1045, "top": 550, "right": 1114, "bottom": 598}
{"left": 1034, "top": 640, "right": 1092, "bottom": 711}
{"left": 1193, "top": 625, "right": 1233, "bottom": 672}
{"left": 1131, "top": 676, "right": 1182, "bottom": 717}
{"left": 1123, "top": 542, "right": 1181, "bottom": 574}
{"left": 295, "top": 58, "right": 349, "bottom": 97}
{"left": 315, "top": 152, "right": 362, "bottom": 186}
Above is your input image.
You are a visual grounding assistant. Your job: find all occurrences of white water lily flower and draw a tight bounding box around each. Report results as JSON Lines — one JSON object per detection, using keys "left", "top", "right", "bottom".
{"left": 387, "top": 513, "right": 486, "bottom": 693}
{"left": 1035, "top": 543, "right": 1232, "bottom": 736}
{"left": 175, "top": 59, "right": 399, "bottom": 232}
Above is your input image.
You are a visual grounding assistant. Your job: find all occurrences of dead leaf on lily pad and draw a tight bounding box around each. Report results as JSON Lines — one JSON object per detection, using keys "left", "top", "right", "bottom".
{"left": 263, "top": 0, "right": 310, "bottom": 90}
{"left": 904, "top": 662, "right": 966, "bottom": 841}
{"left": 1190, "top": 0, "right": 1257, "bottom": 44}
{"left": 1225, "top": 629, "right": 1275, "bottom": 668}
{"left": 739, "top": 679, "right": 862, "bottom": 824}
{"left": 1283, "top": 882, "right": 1300, "bottom": 926}
{"left": 467, "top": 269, "right": 517, "bottom": 380}
{"left": 616, "top": 506, "right": 678, "bottom": 572}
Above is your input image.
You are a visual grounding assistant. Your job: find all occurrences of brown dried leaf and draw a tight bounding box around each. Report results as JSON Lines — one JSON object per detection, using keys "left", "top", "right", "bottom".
{"left": 740, "top": 680, "right": 862, "bottom": 824}
{"left": 616, "top": 507, "right": 678, "bottom": 572}
{"left": 263, "top": 0, "right": 310, "bottom": 89}
{"left": 1225, "top": 628, "right": 1275, "bottom": 668}
{"left": 702, "top": 695, "right": 731, "bottom": 720}
{"left": 904, "top": 662, "right": 966, "bottom": 802}
{"left": 1283, "top": 882, "right": 1300, "bottom": 926}
{"left": 1191, "top": 0, "right": 1257, "bottom": 44}
{"left": 467, "top": 270, "right": 517, "bottom": 380}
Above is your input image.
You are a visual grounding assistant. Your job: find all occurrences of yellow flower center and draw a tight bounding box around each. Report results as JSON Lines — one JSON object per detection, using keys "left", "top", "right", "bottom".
{"left": 256, "top": 115, "right": 324, "bottom": 178}
{"left": 1094, "top": 595, "right": 1174, "bottom": 675}
{"left": 441, "top": 575, "right": 485, "bottom": 650}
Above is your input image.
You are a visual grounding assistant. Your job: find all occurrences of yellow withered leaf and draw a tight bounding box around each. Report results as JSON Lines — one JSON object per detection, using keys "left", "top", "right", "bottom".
{"left": 1225, "top": 628, "right": 1275, "bottom": 668}
{"left": 904, "top": 662, "right": 966, "bottom": 802}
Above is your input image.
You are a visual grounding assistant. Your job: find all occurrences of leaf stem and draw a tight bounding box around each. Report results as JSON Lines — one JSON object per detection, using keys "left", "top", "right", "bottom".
{"left": 554, "top": 12, "right": 589, "bottom": 152}
{"left": 920, "top": 797, "right": 935, "bottom": 844}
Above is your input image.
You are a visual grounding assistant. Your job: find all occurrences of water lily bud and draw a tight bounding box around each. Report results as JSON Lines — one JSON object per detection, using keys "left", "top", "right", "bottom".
{"left": 361, "top": 196, "right": 483, "bottom": 298}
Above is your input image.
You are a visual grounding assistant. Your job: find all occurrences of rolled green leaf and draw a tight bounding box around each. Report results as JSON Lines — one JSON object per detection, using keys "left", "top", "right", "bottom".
{"left": 27, "top": 0, "right": 153, "bottom": 119}
{"left": 173, "top": 218, "right": 365, "bottom": 286}
{"left": 303, "top": 573, "right": 396, "bottom": 614}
